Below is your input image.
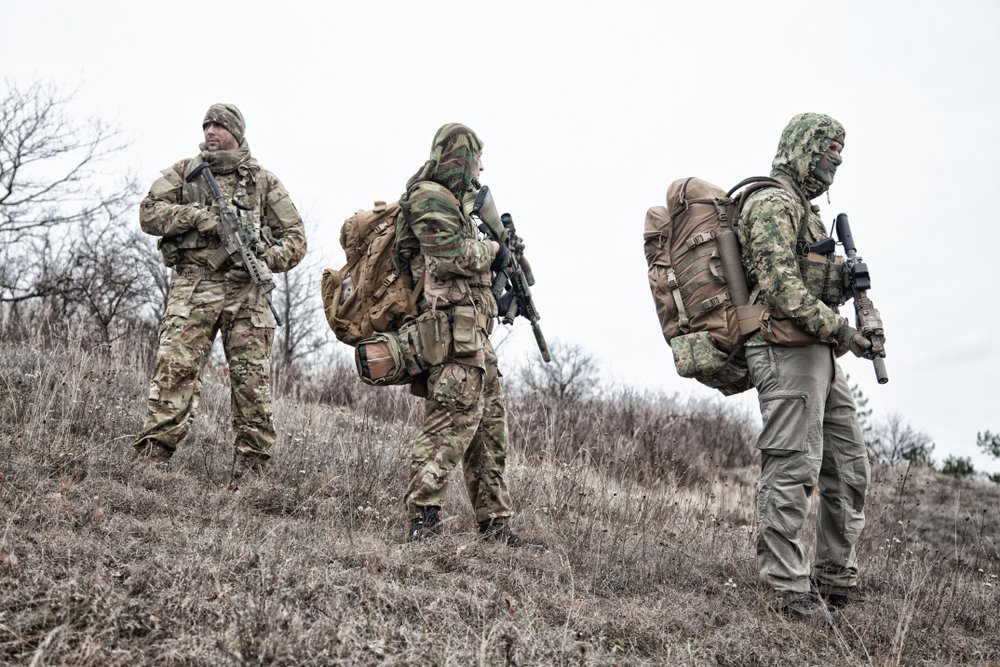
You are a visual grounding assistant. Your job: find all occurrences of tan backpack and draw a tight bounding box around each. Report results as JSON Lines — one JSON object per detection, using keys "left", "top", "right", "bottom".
{"left": 321, "top": 200, "right": 421, "bottom": 345}
{"left": 644, "top": 177, "right": 786, "bottom": 395}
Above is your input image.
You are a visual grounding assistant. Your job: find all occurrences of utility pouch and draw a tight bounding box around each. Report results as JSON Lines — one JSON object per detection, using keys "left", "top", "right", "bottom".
{"left": 415, "top": 309, "right": 451, "bottom": 366}
{"left": 356, "top": 333, "right": 407, "bottom": 385}
{"left": 355, "top": 325, "right": 425, "bottom": 386}
{"left": 668, "top": 331, "right": 752, "bottom": 396}
{"left": 157, "top": 237, "right": 180, "bottom": 268}
{"left": 450, "top": 305, "right": 479, "bottom": 357}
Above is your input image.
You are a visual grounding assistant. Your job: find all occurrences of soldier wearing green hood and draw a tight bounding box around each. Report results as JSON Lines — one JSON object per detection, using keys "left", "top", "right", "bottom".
{"left": 738, "top": 113, "right": 871, "bottom": 622}
{"left": 132, "top": 103, "right": 306, "bottom": 481}
{"left": 395, "top": 123, "right": 538, "bottom": 547}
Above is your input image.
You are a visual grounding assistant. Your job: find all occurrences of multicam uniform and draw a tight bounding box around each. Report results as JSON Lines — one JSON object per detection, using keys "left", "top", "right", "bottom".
{"left": 737, "top": 113, "right": 870, "bottom": 605}
{"left": 133, "top": 111, "right": 305, "bottom": 461}
{"left": 395, "top": 124, "right": 513, "bottom": 524}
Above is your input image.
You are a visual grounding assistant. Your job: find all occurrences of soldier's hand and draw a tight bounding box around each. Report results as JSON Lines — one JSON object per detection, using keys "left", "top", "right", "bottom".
{"left": 195, "top": 210, "right": 221, "bottom": 236}
{"left": 260, "top": 246, "right": 279, "bottom": 270}
{"left": 866, "top": 336, "right": 887, "bottom": 360}
{"left": 490, "top": 241, "right": 510, "bottom": 272}
{"left": 837, "top": 325, "right": 872, "bottom": 358}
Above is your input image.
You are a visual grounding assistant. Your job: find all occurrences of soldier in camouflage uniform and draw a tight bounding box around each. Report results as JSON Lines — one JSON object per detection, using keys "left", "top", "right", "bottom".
{"left": 395, "top": 123, "right": 538, "bottom": 547}
{"left": 738, "top": 113, "right": 872, "bottom": 622}
{"left": 132, "top": 103, "right": 306, "bottom": 480}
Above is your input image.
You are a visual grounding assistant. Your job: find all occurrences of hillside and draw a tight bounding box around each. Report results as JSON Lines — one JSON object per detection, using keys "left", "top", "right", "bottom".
{"left": 1, "top": 337, "right": 998, "bottom": 666}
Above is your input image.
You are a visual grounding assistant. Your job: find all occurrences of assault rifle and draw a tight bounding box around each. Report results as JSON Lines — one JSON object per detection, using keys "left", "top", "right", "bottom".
{"left": 472, "top": 185, "right": 551, "bottom": 363}
{"left": 186, "top": 163, "right": 283, "bottom": 326}
{"left": 835, "top": 213, "right": 887, "bottom": 384}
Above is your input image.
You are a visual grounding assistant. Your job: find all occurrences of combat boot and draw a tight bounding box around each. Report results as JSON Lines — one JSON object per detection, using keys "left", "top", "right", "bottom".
{"left": 408, "top": 506, "right": 442, "bottom": 541}
{"left": 227, "top": 452, "right": 268, "bottom": 489}
{"left": 478, "top": 518, "right": 545, "bottom": 549}
{"left": 773, "top": 592, "right": 841, "bottom": 624}
{"left": 132, "top": 440, "right": 172, "bottom": 466}
{"left": 816, "top": 583, "right": 867, "bottom": 608}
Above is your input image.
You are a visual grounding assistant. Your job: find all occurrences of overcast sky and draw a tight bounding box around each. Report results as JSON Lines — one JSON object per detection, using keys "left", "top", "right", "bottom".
{"left": 4, "top": 1, "right": 999, "bottom": 472}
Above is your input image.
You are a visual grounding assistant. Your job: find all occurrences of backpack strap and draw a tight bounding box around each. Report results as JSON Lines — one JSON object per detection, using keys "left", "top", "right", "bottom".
{"left": 666, "top": 267, "right": 690, "bottom": 332}
{"left": 367, "top": 209, "right": 404, "bottom": 302}
{"left": 728, "top": 176, "right": 813, "bottom": 254}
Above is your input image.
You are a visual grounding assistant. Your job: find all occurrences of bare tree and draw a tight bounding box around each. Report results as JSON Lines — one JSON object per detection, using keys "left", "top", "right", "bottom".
{"left": 0, "top": 80, "right": 137, "bottom": 312}
{"left": 515, "top": 340, "right": 600, "bottom": 401}
{"left": 65, "top": 218, "right": 165, "bottom": 343}
{"left": 272, "top": 253, "right": 330, "bottom": 391}
{"left": 870, "top": 411, "right": 935, "bottom": 466}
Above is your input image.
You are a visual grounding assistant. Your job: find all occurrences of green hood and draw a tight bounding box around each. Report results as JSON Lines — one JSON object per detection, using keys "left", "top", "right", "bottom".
{"left": 405, "top": 123, "right": 484, "bottom": 198}
{"left": 770, "top": 113, "right": 845, "bottom": 200}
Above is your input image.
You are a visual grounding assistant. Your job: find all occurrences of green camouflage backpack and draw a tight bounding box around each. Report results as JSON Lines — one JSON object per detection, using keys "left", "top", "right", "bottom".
{"left": 321, "top": 200, "right": 420, "bottom": 346}
{"left": 644, "top": 177, "right": 785, "bottom": 395}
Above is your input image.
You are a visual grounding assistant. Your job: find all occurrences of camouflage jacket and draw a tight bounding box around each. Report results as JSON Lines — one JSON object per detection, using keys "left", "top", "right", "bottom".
{"left": 737, "top": 113, "right": 849, "bottom": 345}
{"left": 140, "top": 151, "right": 306, "bottom": 274}
{"left": 399, "top": 180, "right": 497, "bottom": 320}
{"left": 395, "top": 124, "right": 497, "bottom": 321}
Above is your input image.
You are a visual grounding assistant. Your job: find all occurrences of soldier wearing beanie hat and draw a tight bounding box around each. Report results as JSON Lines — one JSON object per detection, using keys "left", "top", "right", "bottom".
{"left": 131, "top": 102, "right": 307, "bottom": 485}
{"left": 203, "top": 103, "right": 246, "bottom": 145}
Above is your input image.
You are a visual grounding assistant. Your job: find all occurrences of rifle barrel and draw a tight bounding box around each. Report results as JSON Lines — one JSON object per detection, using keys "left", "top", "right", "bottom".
{"left": 874, "top": 357, "right": 888, "bottom": 384}
{"left": 835, "top": 213, "right": 857, "bottom": 255}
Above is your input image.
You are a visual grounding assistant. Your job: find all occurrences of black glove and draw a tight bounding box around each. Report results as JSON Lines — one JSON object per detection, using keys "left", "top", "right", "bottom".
{"left": 491, "top": 242, "right": 511, "bottom": 272}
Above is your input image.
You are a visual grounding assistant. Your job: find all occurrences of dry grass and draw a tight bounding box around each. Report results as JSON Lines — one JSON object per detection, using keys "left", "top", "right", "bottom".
{"left": 1, "top": 336, "right": 998, "bottom": 665}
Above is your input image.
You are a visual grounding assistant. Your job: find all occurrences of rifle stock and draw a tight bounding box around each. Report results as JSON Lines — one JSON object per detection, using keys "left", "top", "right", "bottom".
{"left": 186, "top": 163, "right": 283, "bottom": 326}
{"left": 835, "top": 213, "right": 887, "bottom": 384}
{"left": 472, "top": 186, "right": 551, "bottom": 363}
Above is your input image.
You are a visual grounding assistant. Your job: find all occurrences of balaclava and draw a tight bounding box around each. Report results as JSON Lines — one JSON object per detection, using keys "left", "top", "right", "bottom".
{"left": 770, "top": 112, "right": 846, "bottom": 201}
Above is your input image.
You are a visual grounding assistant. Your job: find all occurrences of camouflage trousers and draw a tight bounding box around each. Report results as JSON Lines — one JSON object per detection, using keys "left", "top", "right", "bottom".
{"left": 746, "top": 344, "right": 870, "bottom": 599}
{"left": 405, "top": 341, "right": 513, "bottom": 523}
{"left": 133, "top": 270, "right": 277, "bottom": 459}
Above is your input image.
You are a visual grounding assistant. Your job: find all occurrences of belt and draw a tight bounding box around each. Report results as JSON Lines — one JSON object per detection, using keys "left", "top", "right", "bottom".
{"left": 176, "top": 265, "right": 248, "bottom": 282}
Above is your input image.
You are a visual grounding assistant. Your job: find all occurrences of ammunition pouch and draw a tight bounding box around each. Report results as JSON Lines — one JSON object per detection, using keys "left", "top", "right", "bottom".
{"left": 356, "top": 304, "right": 494, "bottom": 387}
{"left": 450, "top": 305, "right": 479, "bottom": 357}
{"left": 798, "top": 253, "right": 846, "bottom": 307}
{"left": 415, "top": 309, "right": 452, "bottom": 366}
{"left": 415, "top": 305, "right": 491, "bottom": 363}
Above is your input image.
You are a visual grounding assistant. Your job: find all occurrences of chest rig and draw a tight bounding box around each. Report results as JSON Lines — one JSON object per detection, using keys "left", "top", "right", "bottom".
{"left": 159, "top": 158, "right": 271, "bottom": 268}
{"left": 794, "top": 207, "right": 847, "bottom": 308}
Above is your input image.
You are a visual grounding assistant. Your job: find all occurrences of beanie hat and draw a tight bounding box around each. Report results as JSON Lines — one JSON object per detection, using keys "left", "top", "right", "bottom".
{"left": 203, "top": 103, "right": 246, "bottom": 144}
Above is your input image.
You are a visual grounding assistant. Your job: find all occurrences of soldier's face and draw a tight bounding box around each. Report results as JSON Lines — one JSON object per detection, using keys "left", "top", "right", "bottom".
{"left": 203, "top": 122, "right": 239, "bottom": 151}
{"left": 471, "top": 154, "right": 484, "bottom": 179}
{"left": 813, "top": 140, "right": 844, "bottom": 186}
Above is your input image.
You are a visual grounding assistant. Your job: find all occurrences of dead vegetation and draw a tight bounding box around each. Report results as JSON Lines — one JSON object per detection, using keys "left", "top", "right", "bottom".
{"left": 1, "top": 335, "right": 998, "bottom": 666}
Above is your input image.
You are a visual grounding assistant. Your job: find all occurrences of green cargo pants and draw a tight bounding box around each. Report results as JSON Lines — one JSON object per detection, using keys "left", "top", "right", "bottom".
{"left": 746, "top": 344, "right": 870, "bottom": 599}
